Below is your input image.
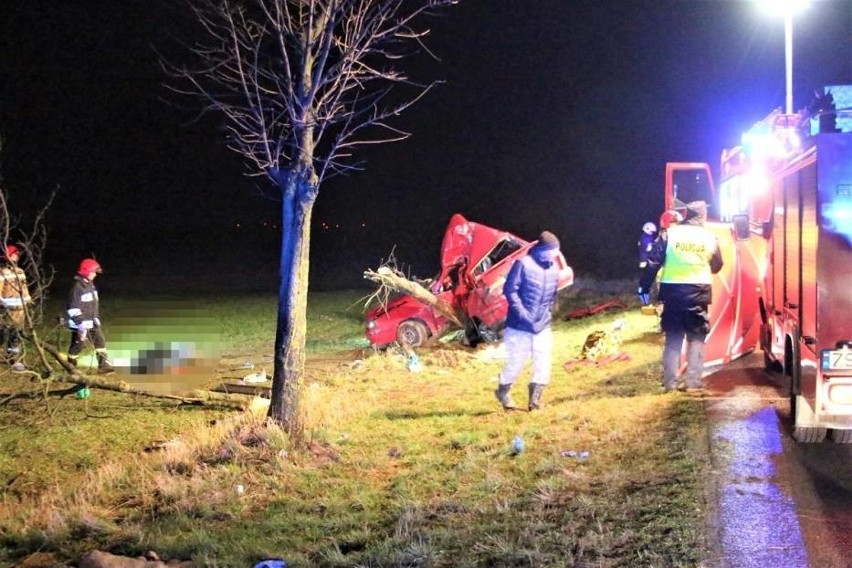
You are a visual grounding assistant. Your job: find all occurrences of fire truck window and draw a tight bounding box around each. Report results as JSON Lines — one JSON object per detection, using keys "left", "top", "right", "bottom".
{"left": 673, "top": 169, "right": 715, "bottom": 216}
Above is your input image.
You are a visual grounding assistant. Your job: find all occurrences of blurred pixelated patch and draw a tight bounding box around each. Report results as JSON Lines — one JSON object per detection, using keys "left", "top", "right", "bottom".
{"left": 108, "top": 300, "right": 222, "bottom": 395}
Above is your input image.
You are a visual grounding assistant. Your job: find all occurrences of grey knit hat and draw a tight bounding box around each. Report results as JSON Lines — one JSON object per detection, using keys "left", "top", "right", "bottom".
{"left": 536, "top": 231, "right": 560, "bottom": 250}
{"left": 685, "top": 201, "right": 708, "bottom": 221}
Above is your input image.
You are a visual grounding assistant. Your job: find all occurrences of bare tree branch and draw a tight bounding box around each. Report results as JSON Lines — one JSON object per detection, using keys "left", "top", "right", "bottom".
{"left": 33, "top": 342, "right": 254, "bottom": 409}
{"left": 363, "top": 261, "right": 463, "bottom": 327}
{"left": 163, "top": 0, "right": 454, "bottom": 185}
{"left": 0, "top": 140, "right": 56, "bottom": 377}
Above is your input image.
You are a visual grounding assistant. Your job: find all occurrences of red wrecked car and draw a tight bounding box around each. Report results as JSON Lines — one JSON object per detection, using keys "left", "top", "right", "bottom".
{"left": 365, "top": 214, "right": 574, "bottom": 348}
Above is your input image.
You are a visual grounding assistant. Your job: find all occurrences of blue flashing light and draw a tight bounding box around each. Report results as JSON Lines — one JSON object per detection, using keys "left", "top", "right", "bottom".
{"left": 821, "top": 199, "right": 852, "bottom": 246}
{"left": 818, "top": 136, "right": 852, "bottom": 246}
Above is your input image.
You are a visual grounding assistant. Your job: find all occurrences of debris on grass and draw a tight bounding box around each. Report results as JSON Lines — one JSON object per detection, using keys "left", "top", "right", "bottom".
{"left": 242, "top": 369, "right": 268, "bottom": 383}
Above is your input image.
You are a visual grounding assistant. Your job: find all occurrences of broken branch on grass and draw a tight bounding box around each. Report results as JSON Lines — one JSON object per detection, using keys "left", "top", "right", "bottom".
{"left": 363, "top": 264, "right": 463, "bottom": 327}
{"left": 39, "top": 342, "right": 253, "bottom": 409}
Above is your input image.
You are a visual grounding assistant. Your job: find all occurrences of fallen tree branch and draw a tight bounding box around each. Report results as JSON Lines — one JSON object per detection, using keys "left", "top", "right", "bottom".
{"left": 55, "top": 373, "right": 252, "bottom": 408}
{"left": 364, "top": 265, "right": 464, "bottom": 327}
{"left": 40, "top": 342, "right": 253, "bottom": 409}
{"left": 41, "top": 342, "right": 76, "bottom": 374}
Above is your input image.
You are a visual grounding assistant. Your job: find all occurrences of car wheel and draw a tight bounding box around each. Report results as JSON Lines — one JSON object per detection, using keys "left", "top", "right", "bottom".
{"left": 397, "top": 320, "right": 429, "bottom": 348}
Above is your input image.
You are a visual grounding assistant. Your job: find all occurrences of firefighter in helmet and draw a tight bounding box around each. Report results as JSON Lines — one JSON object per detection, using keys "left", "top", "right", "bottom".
{"left": 637, "top": 222, "right": 657, "bottom": 305}
{"left": 658, "top": 209, "right": 683, "bottom": 237}
{"left": 1, "top": 244, "right": 32, "bottom": 369}
{"left": 638, "top": 210, "right": 684, "bottom": 309}
{"left": 66, "top": 258, "right": 114, "bottom": 374}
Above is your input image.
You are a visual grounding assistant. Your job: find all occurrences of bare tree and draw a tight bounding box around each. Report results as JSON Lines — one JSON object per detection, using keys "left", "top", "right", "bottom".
{"left": 0, "top": 136, "right": 56, "bottom": 377}
{"left": 166, "top": 0, "right": 456, "bottom": 434}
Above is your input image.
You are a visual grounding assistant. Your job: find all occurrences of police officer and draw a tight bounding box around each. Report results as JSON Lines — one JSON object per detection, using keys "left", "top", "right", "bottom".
{"left": 649, "top": 201, "right": 723, "bottom": 392}
{"left": 66, "top": 258, "right": 114, "bottom": 374}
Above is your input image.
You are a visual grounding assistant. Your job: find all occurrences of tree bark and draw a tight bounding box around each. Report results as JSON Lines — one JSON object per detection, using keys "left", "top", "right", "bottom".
{"left": 267, "top": 167, "right": 316, "bottom": 436}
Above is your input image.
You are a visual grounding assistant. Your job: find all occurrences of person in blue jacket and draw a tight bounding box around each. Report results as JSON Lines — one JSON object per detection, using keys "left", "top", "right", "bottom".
{"left": 494, "top": 231, "right": 562, "bottom": 411}
{"left": 637, "top": 221, "right": 658, "bottom": 305}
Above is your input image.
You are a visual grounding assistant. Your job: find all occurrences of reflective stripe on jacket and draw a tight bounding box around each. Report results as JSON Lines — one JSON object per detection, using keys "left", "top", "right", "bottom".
{"left": 1, "top": 265, "right": 31, "bottom": 309}
{"left": 66, "top": 275, "right": 99, "bottom": 329}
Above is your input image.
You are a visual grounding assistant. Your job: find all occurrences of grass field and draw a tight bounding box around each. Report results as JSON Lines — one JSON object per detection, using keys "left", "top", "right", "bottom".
{"left": 0, "top": 280, "right": 714, "bottom": 567}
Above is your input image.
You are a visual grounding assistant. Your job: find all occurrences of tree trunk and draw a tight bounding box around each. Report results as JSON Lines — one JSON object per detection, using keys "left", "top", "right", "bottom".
{"left": 267, "top": 167, "right": 316, "bottom": 436}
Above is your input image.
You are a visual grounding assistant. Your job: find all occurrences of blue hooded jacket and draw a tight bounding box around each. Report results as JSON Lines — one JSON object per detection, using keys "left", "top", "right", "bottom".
{"left": 503, "top": 240, "right": 561, "bottom": 334}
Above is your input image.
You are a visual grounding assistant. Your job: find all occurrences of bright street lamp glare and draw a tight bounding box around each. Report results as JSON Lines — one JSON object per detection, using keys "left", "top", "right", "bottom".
{"left": 755, "top": 0, "right": 811, "bottom": 114}
{"left": 755, "top": 0, "right": 811, "bottom": 16}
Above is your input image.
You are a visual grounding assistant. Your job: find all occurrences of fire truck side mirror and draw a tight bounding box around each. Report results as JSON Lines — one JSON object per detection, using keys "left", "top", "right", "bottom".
{"left": 762, "top": 218, "right": 774, "bottom": 239}
{"left": 732, "top": 214, "right": 750, "bottom": 241}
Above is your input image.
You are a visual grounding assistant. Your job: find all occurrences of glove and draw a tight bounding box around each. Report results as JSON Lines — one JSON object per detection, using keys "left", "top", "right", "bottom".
{"left": 639, "top": 262, "right": 647, "bottom": 269}
{"left": 77, "top": 328, "right": 88, "bottom": 342}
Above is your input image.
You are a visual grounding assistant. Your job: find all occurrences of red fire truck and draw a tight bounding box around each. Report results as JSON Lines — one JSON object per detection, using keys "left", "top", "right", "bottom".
{"left": 663, "top": 86, "right": 852, "bottom": 443}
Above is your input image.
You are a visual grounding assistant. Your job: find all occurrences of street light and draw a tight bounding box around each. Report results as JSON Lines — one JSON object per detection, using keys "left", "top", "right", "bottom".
{"left": 756, "top": 0, "right": 811, "bottom": 114}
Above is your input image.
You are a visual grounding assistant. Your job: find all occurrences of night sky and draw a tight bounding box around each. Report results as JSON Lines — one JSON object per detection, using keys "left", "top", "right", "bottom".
{"left": 1, "top": 1, "right": 850, "bottom": 292}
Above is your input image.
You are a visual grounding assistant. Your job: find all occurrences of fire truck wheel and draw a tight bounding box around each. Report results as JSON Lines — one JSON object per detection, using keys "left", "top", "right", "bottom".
{"left": 828, "top": 429, "right": 852, "bottom": 444}
{"left": 397, "top": 320, "right": 429, "bottom": 348}
{"left": 792, "top": 425, "right": 827, "bottom": 444}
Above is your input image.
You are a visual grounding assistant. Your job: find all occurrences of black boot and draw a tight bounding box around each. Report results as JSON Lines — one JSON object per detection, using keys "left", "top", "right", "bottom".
{"left": 494, "top": 383, "right": 517, "bottom": 410}
{"left": 528, "top": 383, "right": 546, "bottom": 411}
{"left": 97, "top": 353, "right": 115, "bottom": 375}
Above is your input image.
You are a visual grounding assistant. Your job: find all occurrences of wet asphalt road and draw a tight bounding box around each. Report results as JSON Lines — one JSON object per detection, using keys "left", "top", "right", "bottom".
{"left": 702, "top": 353, "right": 852, "bottom": 568}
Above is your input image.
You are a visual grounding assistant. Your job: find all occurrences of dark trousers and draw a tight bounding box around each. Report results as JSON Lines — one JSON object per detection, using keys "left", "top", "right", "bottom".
{"left": 68, "top": 326, "right": 107, "bottom": 356}
{"left": 638, "top": 264, "right": 660, "bottom": 296}
{"left": 0, "top": 325, "right": 23, "bottom": 361}
{"left": 660, "top": 303, "right": 710, "bottom": 389}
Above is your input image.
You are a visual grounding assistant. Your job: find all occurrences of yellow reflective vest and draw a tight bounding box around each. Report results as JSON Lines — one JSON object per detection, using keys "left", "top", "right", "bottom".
{"left": 660, "top": 225, "right": 718, "bottom": 285}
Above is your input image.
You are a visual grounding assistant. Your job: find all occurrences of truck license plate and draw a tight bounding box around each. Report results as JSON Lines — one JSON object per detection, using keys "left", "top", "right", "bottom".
{"left": 821, "top": 348, "right": 852, "bottom": 371}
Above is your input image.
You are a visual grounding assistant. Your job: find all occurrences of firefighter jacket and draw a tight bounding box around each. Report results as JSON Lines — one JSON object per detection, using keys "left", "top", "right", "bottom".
{"left": 1, "top": 263, "right": 31, "bottom": 327}
{"left": 66, "top": 275, "right": 100, "bottom": 330}
{"left": 650, "top": 222, "right": 723, "bottom": 306}
{"left": 637, "top": 232, "right": 655, "bottom": 267}
{"left": 503, "top": 244, "right": 561, "bottom": 334}
{"left": 1, "top": 263, "right": 31, "bottom": 310}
